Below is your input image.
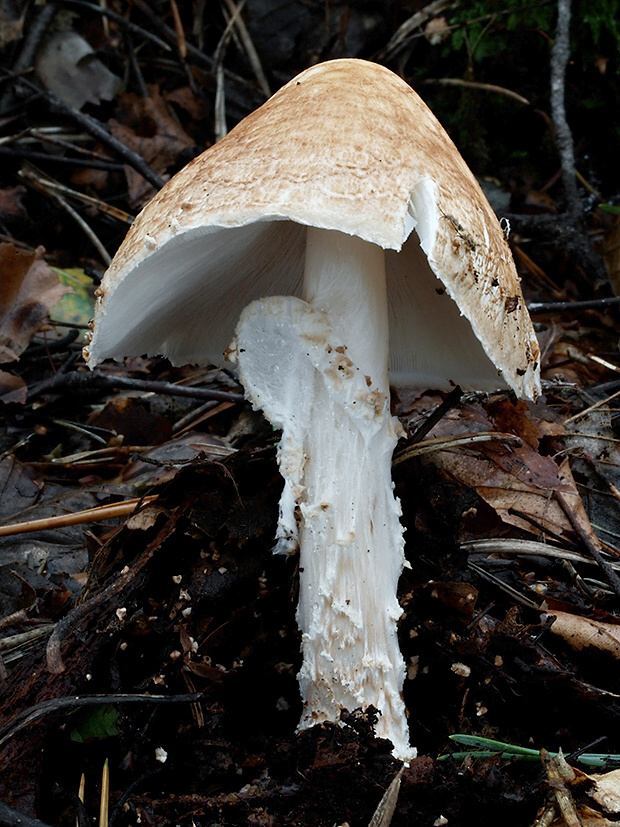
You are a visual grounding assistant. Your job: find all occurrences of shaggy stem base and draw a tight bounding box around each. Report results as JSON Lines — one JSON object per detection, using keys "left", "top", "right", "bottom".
{"left": 231, "top": 228, "right": 413, "bottom": 760}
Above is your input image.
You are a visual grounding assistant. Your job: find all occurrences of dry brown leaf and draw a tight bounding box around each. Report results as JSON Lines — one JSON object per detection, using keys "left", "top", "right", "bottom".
{"left": 165, "top": 86, "right": 209, "bottom": 121}
{"left": 432, "top": 436, "right": 595, "bottom": 543}
{"left": 424, "top": 17, "right": 450, "bottom": 45}
{"left": 590, "top": 768, "right": 620, "bottom": 814}
{"left": 547, "top": 610, "right": 620, "bottom": 659}
{"left": 0, "top": 0, "right": 23, "bottom": 49}
{"left": 87, "top": 395, "right": 172, "bottom": 445}
{"left": 125, "top": 505, "right": 166, "bottom": 531}
{"left": 548, "top": 807, "right": 613, "bottom": 827}
{"left": 0, "top": 243, "right": 71, "bottom": 362}
{"left": 0, "top": 186, "right": 27, "bottom": 220}
{"left": 110, "top": 85, "right": 195, "bottom": 206}
{"left": 0, "top": 370, "right": 27, "bottom": 404}
{"left": 400, "top": 395, "right": 597, "bottom": 543}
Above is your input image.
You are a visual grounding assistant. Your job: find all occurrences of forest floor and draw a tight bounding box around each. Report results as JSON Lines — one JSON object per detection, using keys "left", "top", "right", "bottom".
{"left": 0, "top": 1, "right": 620, "bottom": 825}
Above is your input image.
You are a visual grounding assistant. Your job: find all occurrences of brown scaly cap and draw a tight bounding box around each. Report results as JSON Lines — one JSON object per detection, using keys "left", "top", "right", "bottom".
{"left": 88, "top": 59, "right": 540, "bottom": 399}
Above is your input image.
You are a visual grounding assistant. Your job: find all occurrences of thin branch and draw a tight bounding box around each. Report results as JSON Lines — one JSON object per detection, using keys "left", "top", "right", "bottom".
{"left": 0, "top": 693, "right": 201, "bottom": 749}
{"left": 27, "top": 368, "right": 245, "bottom": 404}
{"left": 550, "top": 0, "right": 581, "bottom": 219}
{"left": 555, "top": 490, "right": 620, "bottom": 598}
{"left": 58, "top": 0, "right": 173, "bottom": 53}
{"left": 528, "top": 296, "right": 620, "bottom": 313}
{"left": 20, "top": 168, "right": 112, "bottom": 264}
{"left": 424, "top": 77, "right": 531, "bottom": 106}
{"left": 221, "top": 0, "right": 271, "bottom": 98}
{"left": 42, "top": 89, "right": 166, "bottom": 190}
{"left": 0, "top": 3, "right": 56, "bottom": 114}
{"left": 0, "top": 496, "right": 158, "bottom": 538}
{"left": 6, "top": 74, "right": 166, "bottom": 190}
{"left": 18, "top": 166, "right": 133, "bottom": 225}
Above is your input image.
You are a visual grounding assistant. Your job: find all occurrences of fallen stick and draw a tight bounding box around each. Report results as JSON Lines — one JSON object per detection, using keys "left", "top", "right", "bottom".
{"left": 0, "top": 496, "right": 158, "bottom": 538}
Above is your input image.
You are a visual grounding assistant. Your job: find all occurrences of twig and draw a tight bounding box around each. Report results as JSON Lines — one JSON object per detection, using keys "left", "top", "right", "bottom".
{"left": 394, "top": 431, "right": 522, "bottom": 465}
{"left": 124, "top": 30, "right": 149, "bottom": 98}
{"left": 468, "top": 561, "right": 542, "bottom": 610}
{"left": 424, "top": 77, "right": 530, "bottom": 106}
{"left": 18, "top": 167, "right": 133, "bottom": 224}
{"left": 24, "top": 329, "right": 80, "bottom": 358}
{"left": 27, "top": 369, "right": 244, "bottom": 403}
{"left": 2, "top": 57, "right": 165, "bottom": 191}
{"left": 0, "top": 693, "right": 201, "bottom": 749}
{"left": 42, "top": 89, "right": 166, "bottom": 190}
{"left": 6, "top": 73, "right": 166, "bottom": 190}
{"left": 550, "top": 0, "right": 581, "bottom": 219}
{"left": 20, "top": 168, "right": 112, "bottom": 264}
{"left": 404, "top": 385, "right": 462, "bottom": 445}
{"left": 555, "top": 490, "right": 620, "bottom": 598}
{"left": 0, "top": 496, "right": 158, "bottom": 538}
{"left": 169, "top": 0, "right": 187, "bottom": 59}
{"left": 0, "top": 3, "right": 56, "bottom": 114}
{"left": 46, "top": 515, "right": 180, "bottom": 672}
{"left": 215, "top": 57, "right": 228, "bottom": 141}
{"left": 221, "top": 0, "right": 271, "bottom": 98}
{"left": 0, "top": 627, "right": 55, "bottom": 654}
{"left": 564, "top": 387, "right": 620, "bottom": 425}
{"left": 589, "top": 354, "right": 620, "bottom": 375}
{"left": 58, "top": 0, "right": 173, "bottom": 53}
{"left": 4, "top": 68, "right": 164, "bottom": 188}
{"left": 0, "top": 146, "right": 124, "bottom": 171}
{"left": 462, "top": 538, "right": 620, "bottom": 570}
{"left": 381, "top": 0, "right": 454, "bottom": 59}
{"left": 212, "top": 0, "right": 246, "bottom": 140}
{"left": 29, "top": 127, "right": 125, "bottom": 163}
{"left": 528, "top": 296, "right": 620, "bottom": 313}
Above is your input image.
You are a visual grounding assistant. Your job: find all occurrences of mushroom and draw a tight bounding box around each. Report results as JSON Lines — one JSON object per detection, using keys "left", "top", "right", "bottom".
{"left": 86, "top": 59, "right": 541, "bottom": 761}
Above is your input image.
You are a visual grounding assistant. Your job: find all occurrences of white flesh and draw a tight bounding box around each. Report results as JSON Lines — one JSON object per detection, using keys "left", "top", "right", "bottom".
{"left": 231, "top": 228, "right": 414, "bottom": 760}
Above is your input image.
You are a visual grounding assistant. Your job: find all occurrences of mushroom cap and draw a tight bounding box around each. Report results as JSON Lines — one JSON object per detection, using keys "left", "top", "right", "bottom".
{"left": 87, "top": 58, "right": 540, "bottom": 399}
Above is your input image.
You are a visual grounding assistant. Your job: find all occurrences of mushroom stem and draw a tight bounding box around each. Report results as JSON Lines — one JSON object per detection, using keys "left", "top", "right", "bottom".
{"left": 298, "top": 229, "right": 411, "bottom": 758}
{"left": 302, "top": 227, "right": 390, "bottom": 391}
{"left": 231, "top": 228, "right": 413, "bottom": 760}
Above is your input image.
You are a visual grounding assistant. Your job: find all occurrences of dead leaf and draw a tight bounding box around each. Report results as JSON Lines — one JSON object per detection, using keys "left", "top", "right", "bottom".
{"left": 125, "top": 504, "right": 166, "bottom": 531}
{"left": 87, "top": 396, "right": 172, "bottom": 446}
{"left": 547, "top": 610, "right": 620, "bottom": 659}
{"left": 399, "top": 395, "right": 598, "bottom": 544}
{"left": 0, "top": 186, "right": 27, "bottom": 220}
{"left": 0, "top": 369, "right": 27, "bottom": 404}
{"left": 0, "top": 243, "right": 72, "bottom": 362}
{"left": 524, "top": 189, "right": 557, "bottom": 213}
{"left": 431, "top": 434, "right": 595, "bottom": 544}
{"left": 540, "top": 749, "right": 583, "bottom": 827}
{"left": 590, "top": 768, "right": 620, "bottom": 813}
{"left": 424, "top": 17, "right": 450, "bottom": 45}
{"left": 35, "top": 30, "right": 121, "bottom": 110}
{"left": 547, "top": 807, "right": 613, "bottom": 826}
{"left": 110, "top": 85, "right": 195, "bottom": 206}
{"left": 165, "top": 86, "right": 209, "bottom": 121}
{"left": 0, "top": 0, "right": 23, "bottom": 49}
